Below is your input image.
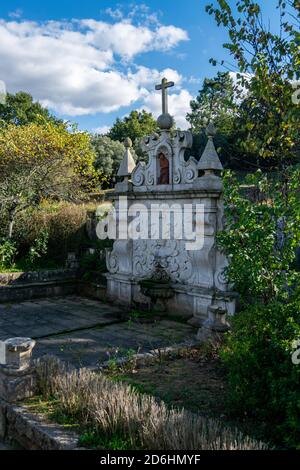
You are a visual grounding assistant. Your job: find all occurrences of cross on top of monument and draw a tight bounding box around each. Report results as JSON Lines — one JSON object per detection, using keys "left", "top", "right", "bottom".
{"left": 155, "top": 77, "right": 174, "bottom": 115}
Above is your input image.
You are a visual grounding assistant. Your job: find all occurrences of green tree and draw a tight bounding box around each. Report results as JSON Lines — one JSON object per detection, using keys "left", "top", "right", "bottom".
{"left": 0, "top": 91, "right": 62, "bottom": 127}
{"left": 186, "top": 72, "right": 239, "bottom": 165}
{"left": 205, "top": 0, "right": 300, "bottom": 169}
{"left": 187, "top": 72, "right": 237, "bottom": 132}
{"left": 109, "top": 110, "right": 157, "bottom": 157}
{"left": 92, "top": 135, "right": 127, "bottom": 184}
{"left": 0, "top": 122, "right": 98, "bottom": 238}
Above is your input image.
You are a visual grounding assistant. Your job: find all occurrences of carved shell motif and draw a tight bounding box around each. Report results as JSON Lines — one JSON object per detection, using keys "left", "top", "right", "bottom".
{"left": 133, "top": 240, "right": 193, "bottom": 283}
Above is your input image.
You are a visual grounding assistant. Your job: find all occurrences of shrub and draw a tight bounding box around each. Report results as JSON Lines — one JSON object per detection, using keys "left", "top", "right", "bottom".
{"left": 27, "top": 228, "right": 49, "bottom": 267}
{"left": 35, "top": 356, "right": 267, "bottom": 450}
{"left": 221, "top": 292, "right": 300, "bottom": 449}
{"left": 218, "top": 167, "right": 300, "bottom": 448}
{"left": 218, "top": 168, "right": 300, "bottom": 305}
{"left": 0, "top": 237, "right": 17, "bottom": 269}
{"left": 14, "top": 201, "right": 90, "bottom": 264}
{"left": 0, "top": 122, "right": 101, "bottom": 241}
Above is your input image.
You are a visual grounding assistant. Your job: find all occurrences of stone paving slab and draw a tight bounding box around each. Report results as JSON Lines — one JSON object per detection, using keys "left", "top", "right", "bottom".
{"left": 0, "top": 441, "right": 11, "bottom": 450}
{"left": 0, "top": 296, "right": 122, "bottom": 341}
{"left": 35, "top": 320, "right": 196, "bottom": 368}
{"left": 0, "top": 296, "right": 196, "bottom": 368}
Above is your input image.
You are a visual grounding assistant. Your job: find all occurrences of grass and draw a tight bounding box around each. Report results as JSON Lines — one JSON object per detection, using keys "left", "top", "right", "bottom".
{"left": 32, "top": 355, "right": 268, "bottom": 451}
{"left": 79, "top": 431, "right": 135, "bottom": 450}
{"left": 106, "top": 346, "right": 229, "bottom": 416}
{"left": 22, "top": 396, "right": 80, "bottom": 430}
{"left": 105, "top": 345, "right": 277, "bottom": 447}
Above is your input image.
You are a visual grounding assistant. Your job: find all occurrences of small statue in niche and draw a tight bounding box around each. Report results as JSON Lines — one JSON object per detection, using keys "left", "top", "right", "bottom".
{"left": 158, "top": 152, "right": 169, "bottom": 184}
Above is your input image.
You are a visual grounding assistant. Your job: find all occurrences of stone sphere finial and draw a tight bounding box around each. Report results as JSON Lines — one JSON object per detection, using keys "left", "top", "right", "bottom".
{"left": 206, "top": 122, "right": 216, "bottom": 138}
{"left": 157, "top": 113, "right": 174, "bottom": 130}
{"left": 124, "top": 137, "right": 133, "bottom": 148}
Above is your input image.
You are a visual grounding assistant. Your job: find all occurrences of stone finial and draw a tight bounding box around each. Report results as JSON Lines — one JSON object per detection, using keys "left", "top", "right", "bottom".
{"left": 117, "top": 138, "right": 136, "bottom": 178}
{"left": 0, "top": 337, "right": 36, "bottom": 370}
{"left": 0, "top": 337, "right": 37, "bottom": 402}
{"left": 206, "top": 121, "right": 217, "bottom": 138}
{"left": 198, "top": 122, "right": 223, "bottom": 172}
{"left": 157, "top": 113, "right": 174, "bottom": 130}
{"left": 124, "top": 137, "right": 132, "bottom": 149}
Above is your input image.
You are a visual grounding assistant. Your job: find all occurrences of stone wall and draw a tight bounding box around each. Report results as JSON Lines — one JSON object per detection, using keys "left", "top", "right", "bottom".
{"left": 0, "top": 269, "right": 78, "bottom": 303}
{"left": 0, "top": 400, "right": 80, "bottom": 450}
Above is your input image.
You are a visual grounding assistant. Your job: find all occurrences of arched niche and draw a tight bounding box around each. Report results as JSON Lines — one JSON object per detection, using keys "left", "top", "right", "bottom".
{"left": 157, "top": 148, "right": 170, "bottom": 185}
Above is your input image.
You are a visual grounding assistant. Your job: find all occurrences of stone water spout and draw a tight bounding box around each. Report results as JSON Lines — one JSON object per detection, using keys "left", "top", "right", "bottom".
{"left": 139, "top": 256, "right": 174, "bottom": 313}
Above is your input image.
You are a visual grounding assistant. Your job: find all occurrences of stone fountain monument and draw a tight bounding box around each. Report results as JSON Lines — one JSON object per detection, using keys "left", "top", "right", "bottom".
{"left": 105, "top": 78, "right": 236, "bottom": 338}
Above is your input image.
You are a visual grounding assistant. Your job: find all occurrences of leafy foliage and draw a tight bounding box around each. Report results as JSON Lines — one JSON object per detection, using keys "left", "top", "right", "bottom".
{"left": 221, "top": 295, "right": 300, "bottom": 449}
{"left": 218, "top": 168, "right": 300, "bottom": 304}
{"left": 0, "top": 122, "right": 99, "bottom": 238}
{"left": 205, "top": 0, "right": 300, "bottom": 167}
{"left": 91, "top": 135, "right": 127, "bottom": 185}
{"left": 0, "top": 91, "right": 62, "bottom": 127}
{"left": 13, "top": 201, "right": 91, "bottom": 265}
{"left": 218, "top": 166, "right": 300, "bottom": 448}
{"left": 109, "top": 110, "right": 157, "bottom": 157}
{"left": 187, "top": 72, "right": 240, "bottom": 164}
{"left": 27, "top": 228, "right": 49, "bottom": 267}
{"left": 0, "top": 238, "right": 17, "bottom": 269}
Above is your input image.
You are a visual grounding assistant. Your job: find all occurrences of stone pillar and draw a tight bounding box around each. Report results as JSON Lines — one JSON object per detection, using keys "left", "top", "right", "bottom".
{"left": 0, "top": 338, "right": 37, "bottom": 403}
{"left": 65, "top": 252, "right": 79, "bottom": 270}
{"left": 196, "top": 305, "right": 230, "bottom": 341}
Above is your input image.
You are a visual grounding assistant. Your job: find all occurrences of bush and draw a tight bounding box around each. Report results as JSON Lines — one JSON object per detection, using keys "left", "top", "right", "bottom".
{"left": 218, "top": 168, "right": 300, "bottom": 305}
{"left": 218, "top": 167, "right": 300, "bottom": 448}
{"left": 221, "top": 292, "right": 300, "bottom": 449}
{"left": 0, "top": 237, "right": 17, "bottom": 269}
{"left": 35, "top": 356, "right": 267, "bottom": 450}
{"left": 13, "top": 201, "right": 90, "bottom": 264}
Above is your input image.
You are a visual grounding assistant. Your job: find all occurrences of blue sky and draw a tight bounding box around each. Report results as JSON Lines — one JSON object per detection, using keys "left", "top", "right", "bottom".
{"left": 0, "top": 1, "right": 279, "bottom": 132}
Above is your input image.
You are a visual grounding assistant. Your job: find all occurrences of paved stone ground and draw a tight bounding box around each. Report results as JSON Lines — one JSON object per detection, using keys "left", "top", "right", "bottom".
{"left": 0, "top": 440, "right": 12, "bottom": 450}
{"left": 0, "top": 296, "right": 196, "bottom": 368}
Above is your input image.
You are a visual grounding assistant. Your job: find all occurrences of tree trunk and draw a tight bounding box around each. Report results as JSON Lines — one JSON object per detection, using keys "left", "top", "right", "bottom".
{"left": 8, "top": 218, "right": 15, "bottom": 239}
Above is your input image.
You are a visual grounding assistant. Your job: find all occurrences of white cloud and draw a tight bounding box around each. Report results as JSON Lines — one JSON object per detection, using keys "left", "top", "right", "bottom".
{"left": 105, "top": 8, "right": 124, "bottom": 21}
{"left": 142, "top": 89, "right": 193, "bottom": 130}
{"left": 93, "top": 125, "right": 111, "bottom": 135}
{"left": 130, "top": 66, "right": 182, "bottom": 88}
{"left": 8, "top": 9, "right": 23, "bottom": 19}
{"left": 81, "top": 19, "right": 188, "bottom": 60}
{"left": 0, "top": 17, "right": 189, "bottom": 121}
{"left": 186, "top": 76, "right": 202, "bottom": 85}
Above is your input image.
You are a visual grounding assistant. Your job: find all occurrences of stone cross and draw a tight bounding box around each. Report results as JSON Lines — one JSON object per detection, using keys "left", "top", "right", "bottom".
{"left": 155, "top": 77, "right": 174, "bottom": 115}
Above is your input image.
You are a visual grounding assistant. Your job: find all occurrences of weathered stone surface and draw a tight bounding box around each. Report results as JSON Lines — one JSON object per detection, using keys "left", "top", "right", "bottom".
{"left": 0, "top": 337, "right": 37, "bottom": 402}
{"left": 0, "top": 400, "right": 79, "bottom": 450}
{"left": 0, "top": 403, "right": 6, "bottom": 439}
{"left": 2, "top": 337, "right": 36, "bottom": 370}
{"left": 0, "top": 296, "right": 196, "bottom": 368}
{"left": 0, "top": 269, "right": 77, "bottom": 286}
{"left": 0, "top": 366, "right": 37, "bottom": 403}
{"left": 117, "top": 137, "right": 136, "bottom": 178}
{"left": 0, "top": 296, "right": 121, "bottom": 341}
{"left": 106, "top": 119, "right": 236, "bottom": 330}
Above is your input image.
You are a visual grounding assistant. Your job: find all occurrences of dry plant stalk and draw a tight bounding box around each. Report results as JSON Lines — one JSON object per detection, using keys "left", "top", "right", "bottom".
{"left": 35, "top": 356, "right": 268, "bottom": 450}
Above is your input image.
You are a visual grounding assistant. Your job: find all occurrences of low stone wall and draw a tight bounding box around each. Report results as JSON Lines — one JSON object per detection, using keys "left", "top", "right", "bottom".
{"left": 0, "top": 400, "right": 80, "bottom": 450}
{"left": 0, "top": 269, "right": 77, "bottom": 286}
{"left": 0, "top": 269, "right": 78, "bottom": 303}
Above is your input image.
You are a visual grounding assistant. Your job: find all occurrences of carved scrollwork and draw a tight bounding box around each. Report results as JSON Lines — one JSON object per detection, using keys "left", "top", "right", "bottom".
{"left": 173, "top": 169, "right": 181, "bottom": 184}
{"left": 183, "top": 166, "right": 196, "bottom": 183}
{"left": 106, "top": 250, "right": 119, "bottom": 274}
{"left": 132, "top": 163, "right": 145, "bottom": 186}
{"left": 146, "top": 171, "right": 155, "bottom": 186}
